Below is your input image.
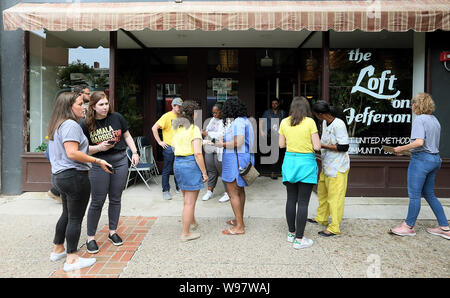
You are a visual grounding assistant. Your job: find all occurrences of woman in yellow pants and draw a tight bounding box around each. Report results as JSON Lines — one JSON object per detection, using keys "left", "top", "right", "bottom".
{"left": 310, "top": 101, "right": 350, "bottom": 237}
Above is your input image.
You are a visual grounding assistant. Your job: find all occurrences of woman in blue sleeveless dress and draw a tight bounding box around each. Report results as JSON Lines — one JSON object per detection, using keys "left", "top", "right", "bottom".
{"left": 215, "top": 98, "right": 255, "bottom": 235}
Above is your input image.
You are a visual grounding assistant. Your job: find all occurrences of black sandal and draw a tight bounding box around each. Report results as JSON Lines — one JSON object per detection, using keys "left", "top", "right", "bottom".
{"left": 307, "top": 218, "right": 318, "bottom": 224}
{"left": 318, "top": 230, "right": 337, "bottom": 237}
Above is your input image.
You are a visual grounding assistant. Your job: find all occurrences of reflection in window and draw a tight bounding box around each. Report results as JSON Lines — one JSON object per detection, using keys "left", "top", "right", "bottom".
{"left": 150, "top": 49, "right": 188, "bottom": 73}
{"left": 297, "top": 49, "right": 321, "bottom": 101}
{"left": 328, "top": 48, "right": 413, "bottom": 155}
{"left": 208, "top": 50, "right": 239, "bottom": 73}
{"left": 117, "top": 50, "right": 145, "bottom": 137}
{"left": 156, "top": 83, "right": 183, "bottom": 119}
{"left": 28, "top": 30, "right": 109, "bottom": 152}
{"left": 206, "top": 78, "right": 239, "bottom": 117}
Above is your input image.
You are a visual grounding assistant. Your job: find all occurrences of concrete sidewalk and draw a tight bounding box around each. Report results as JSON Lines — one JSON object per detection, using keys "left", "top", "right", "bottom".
{"left": 0, "top": 176, "right": 448, "bottom": 278}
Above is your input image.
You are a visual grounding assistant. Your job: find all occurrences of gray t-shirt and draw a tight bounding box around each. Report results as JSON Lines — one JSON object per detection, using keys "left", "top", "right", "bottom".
{"left": 410, "top": 114, "right": 440, "bottom": 154}
{"left": 49, "top": 119, "right": 91, "bottom": 174}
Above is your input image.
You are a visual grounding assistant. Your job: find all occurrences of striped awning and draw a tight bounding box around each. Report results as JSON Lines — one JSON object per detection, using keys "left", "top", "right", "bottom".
{"left": 3, "top": 1, "right": 450, "bottom": 32}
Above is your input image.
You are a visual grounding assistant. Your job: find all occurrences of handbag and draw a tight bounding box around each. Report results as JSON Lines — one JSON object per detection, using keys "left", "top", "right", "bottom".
{"left": 235, "top": 148, "right": 259, "bottom": 186}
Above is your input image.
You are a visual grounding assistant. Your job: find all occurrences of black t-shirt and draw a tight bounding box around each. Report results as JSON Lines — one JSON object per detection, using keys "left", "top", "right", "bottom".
{"left": 80, "top": 112, "right": 129, "bottom": 157}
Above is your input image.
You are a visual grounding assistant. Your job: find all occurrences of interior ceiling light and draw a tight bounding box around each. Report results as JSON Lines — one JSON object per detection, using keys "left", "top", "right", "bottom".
{"left": 260, "top": 50, "right": 273, "bottom": 67}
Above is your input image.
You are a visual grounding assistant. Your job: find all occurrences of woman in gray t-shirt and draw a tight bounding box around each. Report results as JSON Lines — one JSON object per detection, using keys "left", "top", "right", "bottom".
{"left": 47, "top": 92, "right": 112, "bottom": 272}
{"left": 390, "top": 93, "right": 449, "bottom": 240}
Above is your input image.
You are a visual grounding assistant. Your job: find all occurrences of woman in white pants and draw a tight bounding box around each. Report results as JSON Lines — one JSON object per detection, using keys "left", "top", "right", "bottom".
{"left": 202, "top": 103, "right": 229, "bottom": 203}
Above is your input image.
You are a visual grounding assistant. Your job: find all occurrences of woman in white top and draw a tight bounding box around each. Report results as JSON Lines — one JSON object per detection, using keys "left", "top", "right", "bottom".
{"left": 310, "top": 100, "right": 350, "bottom": 237}
{"left": 201, "top": 103, "right": 229, "bottom": 203}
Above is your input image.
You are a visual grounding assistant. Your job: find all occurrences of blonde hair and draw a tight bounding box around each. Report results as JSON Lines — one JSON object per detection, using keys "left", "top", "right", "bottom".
{"left": 412, "top": 93, "right": 435, "bottom": 115}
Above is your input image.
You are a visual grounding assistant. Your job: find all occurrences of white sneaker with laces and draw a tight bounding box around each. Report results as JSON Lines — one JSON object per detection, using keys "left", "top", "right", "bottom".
{"left": 202, "top": 190, "right": 213, "bottom": 201}
{"left": 63, "top": 257, "right": 96, "bottom": 272}
{"left": 293, "top": 237, "right": 314, "bottom": 249}
{"left": 163, "top": 191, "right": 172, "bottom": 200}
{"left": 287, "top": 232, "right": 295, "bottom": 243}
{"left": 218, "top": 192, "right": 230, "bottom": 203}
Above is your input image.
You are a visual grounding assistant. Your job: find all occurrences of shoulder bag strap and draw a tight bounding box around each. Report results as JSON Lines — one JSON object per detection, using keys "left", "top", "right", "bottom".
{"left": 235, "top": 146, "right": 240, "bottom": 171}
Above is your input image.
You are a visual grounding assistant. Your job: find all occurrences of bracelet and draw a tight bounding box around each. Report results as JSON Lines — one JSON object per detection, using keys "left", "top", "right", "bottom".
{"left": 132, "top": 152, "right": 138, "bottom": 155}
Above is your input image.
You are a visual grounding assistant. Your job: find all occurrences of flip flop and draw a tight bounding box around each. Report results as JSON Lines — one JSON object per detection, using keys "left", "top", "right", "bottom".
{"left": 226, "top": 220, "right": 236, "bottom": 226}
{"left": 222, "top": 228, "right": 245, "bottom": 235}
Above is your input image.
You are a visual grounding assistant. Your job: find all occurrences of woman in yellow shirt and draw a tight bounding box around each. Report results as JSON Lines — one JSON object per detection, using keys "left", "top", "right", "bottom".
{"left": 279, "top": 96, "right": 321, "bottom": 249}
{"left": 172, "top": 101, "right": 208, "bottom": 242}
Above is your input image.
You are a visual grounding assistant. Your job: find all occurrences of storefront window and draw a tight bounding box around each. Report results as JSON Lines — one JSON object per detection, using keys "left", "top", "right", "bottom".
{"left": 117, "top": 50, "right": 145, "bottom": 137}
{"left": 329, "top": 48, "right": 413, "bottom": 155}
{"left": 149, "top": 49, "right": 188, "bottom": 73}
{"left": 298, "top": 49, "right": 322, "bottom": 101}
{"left": 208, "top": 50, "right": 239, "bottom": 74}
{"left": 27, "top": 30, "right": 109, "bottom": 152}
{"left": 156, "top": 83, "right": 183, "bottom": 119}
{"left": 206, "top": 78, "right": 239, "bottom": 116}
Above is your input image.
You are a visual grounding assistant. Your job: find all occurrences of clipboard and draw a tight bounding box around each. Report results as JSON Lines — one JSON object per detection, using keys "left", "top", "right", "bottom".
{"left": 382, "top": 145, "right": 411, "bottom": 156}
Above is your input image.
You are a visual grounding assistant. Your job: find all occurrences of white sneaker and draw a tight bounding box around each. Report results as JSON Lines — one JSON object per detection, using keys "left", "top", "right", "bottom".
{"left": 293, "top": 237, "right": 314, "bottom": 249}
{"left": 202, "top": 190, "right": 213, "bottom": 201}
{"left": 63, "top": 257, "right": 96, "bottom": 272}
{"left": 218, "top": 193, "right": 230, "bottom": 203}
{"left": 50, "top": 251, "right": 67, "bottom": 262}
{"left": 163, "top": 191, "right": 172, "bottom": 200}
{"left": 287, "top": 232, "right": 295, "bottom": 243}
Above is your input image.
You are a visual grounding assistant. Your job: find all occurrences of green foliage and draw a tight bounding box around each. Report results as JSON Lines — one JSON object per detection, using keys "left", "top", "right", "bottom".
{"left": 34, "top": 139, "right": 48, "bottom": 152}
{"left": 56, "top": 60, "right": 95, "bottom": 89}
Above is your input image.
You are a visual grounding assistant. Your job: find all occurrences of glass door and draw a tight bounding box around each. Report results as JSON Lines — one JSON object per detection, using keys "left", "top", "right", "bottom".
{"left": 156, "top": 83, "right": 183, "bottom": 119}
{"left": 149, "top": 78, "right": 186, "bottom": 164}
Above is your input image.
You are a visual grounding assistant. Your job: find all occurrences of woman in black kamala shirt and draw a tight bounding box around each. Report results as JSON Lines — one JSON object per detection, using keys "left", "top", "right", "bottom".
{"left": 80, "top": 91, "right": 139, "bottom": 254}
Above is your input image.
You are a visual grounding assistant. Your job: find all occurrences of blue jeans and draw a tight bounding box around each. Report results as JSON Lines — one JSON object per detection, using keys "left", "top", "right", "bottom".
{"left": 405, "top": 151, "right": 448, "bottom": 227}
{"left": 162, "top": 146, "right": 179, "bottom": 192}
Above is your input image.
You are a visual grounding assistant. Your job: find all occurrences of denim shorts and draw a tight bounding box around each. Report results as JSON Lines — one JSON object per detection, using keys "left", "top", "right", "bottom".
{"left": 174, "top": 155, "right": 204, "bottom": 191}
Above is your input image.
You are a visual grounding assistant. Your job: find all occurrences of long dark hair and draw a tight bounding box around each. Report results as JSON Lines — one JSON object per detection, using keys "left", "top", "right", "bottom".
{"left": 289, "top": 96, "right": 312, "bottom": 126}
{"left": 85, "top": 91, "right": 113, "bottom": 132}
{"left": 221, "top": 98, "right": 248, "bottom": 125}
{"left": 47, "top": 92, "right": 81, "bottom": 140}
{"left": 312, "top": 100, "right": 347, "bottom": 127}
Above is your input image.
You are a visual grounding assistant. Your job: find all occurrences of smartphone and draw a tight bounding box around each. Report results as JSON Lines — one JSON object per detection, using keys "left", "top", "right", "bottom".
{"left": 107, "top": 140, "right": 116, "bottom": 145}
{"left": 106, "top": 165, "right": 115, "bottom": 174}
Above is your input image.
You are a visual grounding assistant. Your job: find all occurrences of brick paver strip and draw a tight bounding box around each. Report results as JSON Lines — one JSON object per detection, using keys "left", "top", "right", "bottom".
{"left": 50, "top": 216, "right": 157, "bottom": 278}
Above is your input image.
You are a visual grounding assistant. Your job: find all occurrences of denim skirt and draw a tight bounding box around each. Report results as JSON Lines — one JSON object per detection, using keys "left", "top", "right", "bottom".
{"left": 174, "top": 155, "right": 204, "bottom": 191}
